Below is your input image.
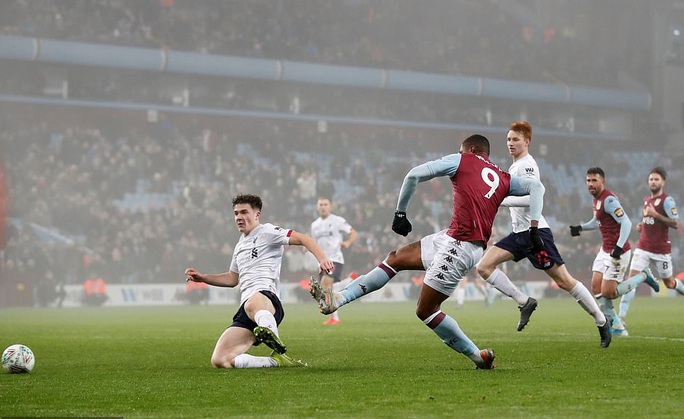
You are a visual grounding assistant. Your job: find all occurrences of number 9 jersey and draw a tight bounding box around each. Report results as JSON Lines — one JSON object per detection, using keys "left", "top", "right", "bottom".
{"left": 447, "top": 153, "right": 511, "bottom": 243}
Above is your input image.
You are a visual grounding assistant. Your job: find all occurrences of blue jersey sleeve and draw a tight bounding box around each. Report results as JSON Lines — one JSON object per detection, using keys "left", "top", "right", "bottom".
{"left": 396, "top": 154, "right": 461, "bottom": 212}
{"left": 508, "top": 176, "right": 545, "bottom": 222}
{"left": 664, "top": 196, "right": 679, "bottom": 220}
{"left": 580, "top": 218, "right": 598, "bottom": 231}
{"left": 604, "top": 196, "right": 632, "bottom": 248}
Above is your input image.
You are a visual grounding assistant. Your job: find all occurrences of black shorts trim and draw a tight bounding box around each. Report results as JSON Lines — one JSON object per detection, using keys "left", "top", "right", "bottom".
{"left": 319, "top": 262, "right": 344, "bottom": 282}
{"left": 494, "top": 228, "right": 564, "bottom": 270}
{"left": 230, "top": 290, "right": 285, "bottom": 332}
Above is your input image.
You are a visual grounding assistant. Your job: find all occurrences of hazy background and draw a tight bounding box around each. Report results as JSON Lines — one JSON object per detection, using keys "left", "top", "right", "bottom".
{"left": 2, "top": 0, "right": 684, "bottom": 307}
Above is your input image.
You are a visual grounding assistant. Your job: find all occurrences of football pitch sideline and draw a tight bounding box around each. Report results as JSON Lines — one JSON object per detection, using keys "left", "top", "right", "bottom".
{"left": 1, "top": 297, "right": 683, "bottom": 418}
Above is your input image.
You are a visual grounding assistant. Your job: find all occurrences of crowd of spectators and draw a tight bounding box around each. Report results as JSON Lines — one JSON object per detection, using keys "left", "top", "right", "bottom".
{"left": 0, "top": 1, "right": 676, "bottom": 306}
{"left": 0, "top": 0, "right": 652, "bottom": 89}
{"left": 2, "top": 108, "right": 683, "bottom": 306}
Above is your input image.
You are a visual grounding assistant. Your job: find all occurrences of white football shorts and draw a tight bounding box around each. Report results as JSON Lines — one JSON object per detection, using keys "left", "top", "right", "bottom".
{"left": 591, "top": 248, "right": 631, "bottom": 282}
{"left": 630, "top": 248, "right": 673, "bottom": 278}
{"left": 423, "top": 238, "right": 484, "bottom": 296}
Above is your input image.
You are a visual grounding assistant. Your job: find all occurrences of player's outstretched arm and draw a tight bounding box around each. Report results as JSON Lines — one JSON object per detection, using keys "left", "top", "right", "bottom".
{"left": 571, "top": 218, "right": 598, "bottom": 236}
{"left": 289, "top": 231, "right": 335, "bottom": 274}
{"left": 184, "top": 268, "right": 238, "bottom": 287}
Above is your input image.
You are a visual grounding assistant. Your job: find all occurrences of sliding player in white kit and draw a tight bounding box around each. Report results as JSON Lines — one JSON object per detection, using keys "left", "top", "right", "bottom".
{"left": 185, "top": 194, "right": 334, "bottom": 368}
{"left": 475, "top": 121, "right": 613, "bottom": 347}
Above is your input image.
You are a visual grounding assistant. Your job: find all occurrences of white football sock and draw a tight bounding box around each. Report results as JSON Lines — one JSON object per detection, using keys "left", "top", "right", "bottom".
{"left": 455, "top": 286, "right": 465, "bottom": 306}
{"left": 485, "top": 269, "right": 528, "bottom": 306}
{"left": 568, "top": 282, "right": 605, "bottom": 326}
{"left": 233, "top": 354, "right": 277, "bottom": 368}
{"left": 254, "top": 310, "right": 279, "bottom": 338}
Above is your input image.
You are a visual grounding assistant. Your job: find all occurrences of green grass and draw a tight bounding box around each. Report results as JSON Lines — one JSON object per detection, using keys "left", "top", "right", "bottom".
{"left": 1, "top": 297, "right": 683, "bottom": 418}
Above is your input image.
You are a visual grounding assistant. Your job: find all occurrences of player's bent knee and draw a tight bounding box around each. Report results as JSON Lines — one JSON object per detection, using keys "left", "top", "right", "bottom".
{"left": 384, "top": 250, "right": 399, "bottom": 266}
{"left": 210, "top": 353, "right": 234, "bottom": 369}
{"left": 601, "top": 291, "right": 618, "bottom": 300}
{"left": 475, "top": 263, "right": 492, "bottom": 278}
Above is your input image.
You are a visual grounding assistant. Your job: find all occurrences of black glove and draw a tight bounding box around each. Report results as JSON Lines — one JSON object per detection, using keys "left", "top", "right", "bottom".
{"left": 569, "top": 225, "right": 582, "bottom": 237}
{"left": 529, "top": 226, "right": 544, "bottom": 254}
{"left": 392, "top": 211, "right": 412, "bottom": 236}
{"left": 609, "top": 246, "right": 623, "bottom": 259}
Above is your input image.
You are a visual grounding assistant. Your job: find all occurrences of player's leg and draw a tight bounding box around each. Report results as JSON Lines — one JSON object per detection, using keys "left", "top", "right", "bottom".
{"left": 211, "top": 326, "right": 273, "bottom": 368}
{"left": 546, "top": 264, "right": 605, "bottom": 325}
{"left": 476, "top": 239, "right": 536, "bottom": 331}
{"left": 211, "top": 327, "right": 304, "bottom": 368}
{"left": 597, "top": 251, "right": 633, "bottom": 335}
{"left": 618, "top": 250, "right": 650, "bottom": 323}
{"left": 475, "top": 246, "right": 530, "bottom": 305}
{"left": 619, "top": 268, "right": 641, "bottom": 325}
{"left": 245, "top": 291, "right": 287, "bottom": 354}
{"left": 653, "top": 254, "right": 684, "bottom": 294}
{"left": 545, "top": 263, "right": 611, "bottom": 347}
{"left": 418, "top": 241, "right": 493, "bottom": 369}
{"left": 613, "top": 253, "right": 659, "bottom": 298}
{"left": 590, "top": 252, "right": 622, "bottom": 334}
{"left": 454, "top": 277, "right": 466, "bottom": 309}
{"left": 319, "top": 271, "right": 335, "bottom": 324}
{"left": 322, "top": 263, "right": 344, "bottom": 324}
{"left": 311, "top": 239, "right": 425, "bottom": 314}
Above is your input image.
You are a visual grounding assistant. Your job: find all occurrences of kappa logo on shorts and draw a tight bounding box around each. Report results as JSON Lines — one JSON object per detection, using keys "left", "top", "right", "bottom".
{"left": 436, "top": 273, "right": 445, "bottom": 280}
{"left": 439, "top": 265, "right": 448, "bottom": 272}
{"left": 445, "top": 255, "right": 453, "bottom": 263}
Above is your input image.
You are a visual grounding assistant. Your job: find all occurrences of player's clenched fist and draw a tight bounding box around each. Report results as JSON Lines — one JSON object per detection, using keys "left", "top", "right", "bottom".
{"left": 392, "top": 211, "right": 412, "bottom": 236}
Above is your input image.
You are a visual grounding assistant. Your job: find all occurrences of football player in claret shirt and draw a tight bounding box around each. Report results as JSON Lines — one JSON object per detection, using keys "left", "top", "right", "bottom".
{"left": 312, "top": 134, "right": 545, "bottom": 369}
{"left": 619, "top": 166, "right": 683, "bottom": 326}
{"left": 569, "top": 167, "right": 660, "bottom": 337}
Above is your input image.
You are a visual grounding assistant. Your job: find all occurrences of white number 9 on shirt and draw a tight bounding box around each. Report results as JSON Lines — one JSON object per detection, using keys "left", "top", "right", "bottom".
{"left": 481, "top": 168, "right": 500, "bottom": 199}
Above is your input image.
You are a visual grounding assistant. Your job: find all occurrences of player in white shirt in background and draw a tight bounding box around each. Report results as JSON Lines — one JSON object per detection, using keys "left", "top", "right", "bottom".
{"left": 475, "top": 121, "right": 612, "bottom": 347}
{"left": 311, "top": 197, "right": 357, "bottom": 324}
{"left": 185, "top": 194, "right": 334, "bottom": 368}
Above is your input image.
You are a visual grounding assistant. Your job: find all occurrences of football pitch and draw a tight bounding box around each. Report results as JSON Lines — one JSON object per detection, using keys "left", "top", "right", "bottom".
{"left": 1, "top": 297, "right": 683, "bottom": 418}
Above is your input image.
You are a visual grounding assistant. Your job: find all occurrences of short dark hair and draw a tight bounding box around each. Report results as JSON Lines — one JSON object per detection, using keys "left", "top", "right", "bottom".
{"left": 587, "top": 167, "right": 605, "bottom": 178}
{"left": 462, "top": 134, "right": 490, "bottom": 156}
{"left": 232, "top": 194, "right": 262, "bottom": 210}
{"left": 650, "top": 166, "right": 667, "bottom": 180}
